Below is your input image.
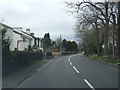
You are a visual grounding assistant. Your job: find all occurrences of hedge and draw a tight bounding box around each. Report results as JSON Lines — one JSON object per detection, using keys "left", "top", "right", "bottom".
{"left": 2, "top": 51, "right": 43, "bottom": 75}
{"left": 46, "top": 52, "right": 52, "bottom": 57}
{"left": 44, "top": 52, "right": 54, "bottom": 59}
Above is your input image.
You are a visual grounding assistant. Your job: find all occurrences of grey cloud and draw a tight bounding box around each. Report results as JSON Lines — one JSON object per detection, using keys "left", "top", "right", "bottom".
{"left": 0, "top": 0, "right": 76, "bottom": 41}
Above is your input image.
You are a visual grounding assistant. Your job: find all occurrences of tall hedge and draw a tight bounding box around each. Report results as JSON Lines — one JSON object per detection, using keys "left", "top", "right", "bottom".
{"left": 2, "top": 51, "right": 43, "bottom": 75}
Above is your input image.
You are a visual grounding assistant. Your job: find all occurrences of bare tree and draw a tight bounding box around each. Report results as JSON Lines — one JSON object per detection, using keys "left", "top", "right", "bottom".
{"left": 65, "top": 0, "right": 118, "bottom": 57}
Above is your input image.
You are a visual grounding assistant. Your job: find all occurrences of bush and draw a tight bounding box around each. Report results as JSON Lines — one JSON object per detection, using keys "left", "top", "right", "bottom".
{"left": 2, "top": 51, "right": 43, "bottom": 75}
{"left": 46, "top": 52, "right": 52, "bottom": 57}
{"left": 44, "top": 52, "right": 54, "bottom": 59}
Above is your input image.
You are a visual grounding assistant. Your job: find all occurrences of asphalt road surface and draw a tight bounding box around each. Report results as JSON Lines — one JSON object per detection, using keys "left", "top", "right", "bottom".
{"left": 17, "top": 54, "right": 118, "bottom": 89}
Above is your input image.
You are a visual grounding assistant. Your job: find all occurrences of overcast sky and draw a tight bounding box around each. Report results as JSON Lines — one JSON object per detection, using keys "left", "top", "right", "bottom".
{"left": 0, "top": 0, "right": 82, "bottom": 41}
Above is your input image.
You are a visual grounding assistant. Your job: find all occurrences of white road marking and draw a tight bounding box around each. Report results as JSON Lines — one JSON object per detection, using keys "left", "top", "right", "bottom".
{"left": 68, "top": 59, "right": 70, "bottom": 62}
{"left": 84, "top": 79, "right": 95, "bottom": 90}
{"left": 68, "top": 54, "right": 80, "bottom": 62}
{"left": 68, "top": 57, "right": 70, "bottom": 61}
{"left": 73, "top": 66, "right": 80, "bottom": 73}
{"left": 69, "top": 62, "right": 73, "bottom": 65}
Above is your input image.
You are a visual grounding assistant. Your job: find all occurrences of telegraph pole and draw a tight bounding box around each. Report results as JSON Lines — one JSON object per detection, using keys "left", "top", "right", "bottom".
{"left": 60, "top": 35, "right": 62, "bottom": 55}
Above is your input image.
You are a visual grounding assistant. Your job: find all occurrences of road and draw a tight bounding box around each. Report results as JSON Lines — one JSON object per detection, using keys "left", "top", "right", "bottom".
{"left": 17, "top": 54, "right": 118, "bottom": 89}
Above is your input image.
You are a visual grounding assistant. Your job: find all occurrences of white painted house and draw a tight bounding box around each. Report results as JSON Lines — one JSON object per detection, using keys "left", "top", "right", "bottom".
{"left": 0, "top": 23, "right": 43, "bottom": 51}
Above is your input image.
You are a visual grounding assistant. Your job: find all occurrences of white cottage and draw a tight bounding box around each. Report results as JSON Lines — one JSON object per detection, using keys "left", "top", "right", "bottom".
{"left": 0, "top": 23, "right": 43, "bottom": 51}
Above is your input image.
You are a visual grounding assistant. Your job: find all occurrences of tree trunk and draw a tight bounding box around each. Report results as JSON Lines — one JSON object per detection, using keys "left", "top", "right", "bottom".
{"left": 104, "top": 2, "right": 109, "bottom": 56}
{"left": 95, "top": 23, "right": 100, "bottom": 55}
{"left": 112, "top": 14, "right": 116, "bottom": 59}
{"left": 112, "top": 30, "right": 115, "bottom": 59}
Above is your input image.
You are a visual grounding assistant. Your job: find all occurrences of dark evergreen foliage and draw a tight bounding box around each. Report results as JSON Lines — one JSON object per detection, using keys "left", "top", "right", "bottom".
{"left": 43, "top": 33, "right": 51, "bottom": 51}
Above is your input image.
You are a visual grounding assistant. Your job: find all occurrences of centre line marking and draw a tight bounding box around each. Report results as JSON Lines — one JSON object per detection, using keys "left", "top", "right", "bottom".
{"left": 68, "top": 57, "right": 71, "bottom": 62}
{"left": 84, "top": 79, "right": 95, "bottom": 90}
{"left": 73, "top": 66, "right": 79, "bottom": 73}
{"left": 68, "top": 59, "right": 70, "bottom": 62}
{"left": 69, "top": 62, "right": 72, "bottom": 65}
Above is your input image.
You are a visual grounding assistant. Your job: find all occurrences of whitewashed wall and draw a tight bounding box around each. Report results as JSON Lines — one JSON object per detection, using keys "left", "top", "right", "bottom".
{"left": 0, "top": 23, "right": 14, "bottom": 51}
{"left": 19, "top": 38, "right": 28, "bottom": 51}
{"left": 1, "top": 23, "right": 39, "bottom": 51}
{"left": 12, "top": 32, "right": 21, "bottom": 51}
{"left": 13, "top": 29, "right": 34, "bottom": 51}
{"left": 31, "top": 38, "right": 35, "bottom": 47}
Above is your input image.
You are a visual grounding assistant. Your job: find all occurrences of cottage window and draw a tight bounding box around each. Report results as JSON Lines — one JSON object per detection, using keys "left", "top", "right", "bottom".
{"left": 29, "top": 39, "right": 31, "bottom": 44}
{"left": 23, "top": 37, "right": 26, "bottom": 42}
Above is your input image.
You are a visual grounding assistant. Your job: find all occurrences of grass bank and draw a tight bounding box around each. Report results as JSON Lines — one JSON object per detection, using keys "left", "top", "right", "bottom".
{"left": 24, "top": 59, "right": 48, "bottom": 70}
{"left": 84, "top": 55, "right": 120, "bottom": 65}
{"left": 3, "top": 59, "right": 49, "bottom": 88}
{"left": 4, "top": 59, "right": 48, "bottom": 77}
{"left": 16, "top": 59, "right": 48, "bottom": 74}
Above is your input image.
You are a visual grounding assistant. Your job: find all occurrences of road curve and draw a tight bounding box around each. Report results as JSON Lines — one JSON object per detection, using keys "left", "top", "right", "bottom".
{"left": 17, "top": 54, "right": 118, "bottom": 89}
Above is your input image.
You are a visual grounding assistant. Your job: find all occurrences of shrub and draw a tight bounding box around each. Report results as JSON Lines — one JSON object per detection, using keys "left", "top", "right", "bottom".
{"left": 44, "top": 52, "right": 54, "bottom": 59}
{"left": 46, "top": 52, "right": 52, "bottom": 57}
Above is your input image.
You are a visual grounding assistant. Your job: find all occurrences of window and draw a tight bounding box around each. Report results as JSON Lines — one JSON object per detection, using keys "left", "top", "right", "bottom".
{"left": 29, "top": 39, "right": 31, "bottom": 44}
{"left": 23, "top": 37, "right": 26, "bottom": 42}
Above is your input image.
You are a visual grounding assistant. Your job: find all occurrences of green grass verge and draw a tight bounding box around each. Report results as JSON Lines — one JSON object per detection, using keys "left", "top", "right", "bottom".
{"left": 34, "top": 59, "right": 47, "bottom": 65}
{"left": 17, "top": 59, "right": 48, "bottom": 73}
{"left": 27, "top": 59, "right": 48, "bottom": 69}
{"left": 84, "top": 55, "right": 120, "bottom": 65}
{"left": 4, "top": 60, "right": 48, "bottom": 77}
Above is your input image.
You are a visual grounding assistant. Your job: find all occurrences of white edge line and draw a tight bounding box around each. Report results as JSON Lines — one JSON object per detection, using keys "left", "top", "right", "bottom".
{"left": 84, "top": 79, "right": 95, "bottom": 90}
{"left": 73, "top": 66, "right": 79, "bottom": 73}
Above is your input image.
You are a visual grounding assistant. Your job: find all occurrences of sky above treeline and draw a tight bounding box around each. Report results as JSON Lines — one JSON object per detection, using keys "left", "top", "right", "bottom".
{"left": 0, "top": 0, "right": 80, "bottom": 41}
{"left": 0, "top": 0, "right": 112, "bottom": 41}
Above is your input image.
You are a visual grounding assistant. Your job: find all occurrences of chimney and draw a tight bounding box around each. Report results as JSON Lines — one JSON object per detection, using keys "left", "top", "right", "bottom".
{"left": 30, "top": 33, "right": 34, "bottom": 37}
{"left": 26, "top": 29, "right": 31, "bottom": 34}
{"left": 14, "top": 27, "right": 22, "bottom": 33}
